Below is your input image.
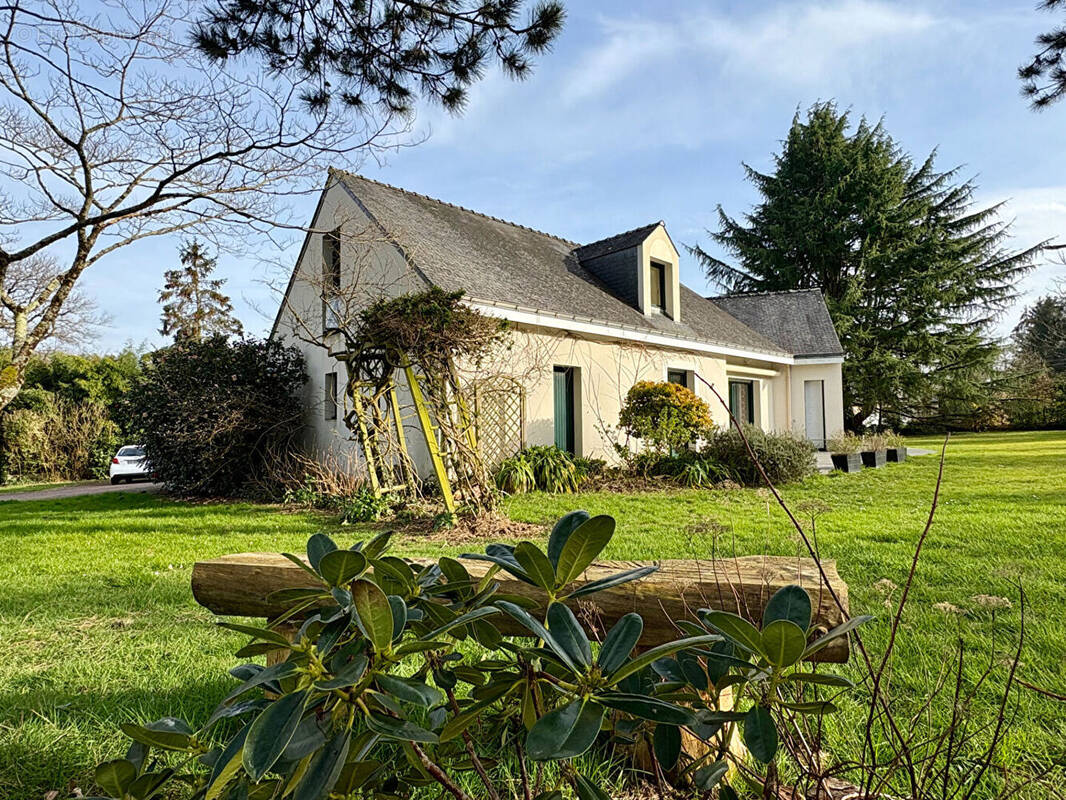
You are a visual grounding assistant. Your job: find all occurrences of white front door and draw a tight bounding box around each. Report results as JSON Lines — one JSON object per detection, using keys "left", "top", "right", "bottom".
{"left": 804, "top": 380, "right": 826, "bottom": 449}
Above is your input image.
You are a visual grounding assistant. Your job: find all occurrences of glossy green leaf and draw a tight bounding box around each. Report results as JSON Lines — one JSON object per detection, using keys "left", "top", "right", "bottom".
{"left": 546, "top": 603, "right": 591, "bottom": 669}
{"left": 315, "top": 655, "right": 368, "bottom": 690}
{"left": 317, "top": 549, "right": 368, "bottom": 587}
{"left": 376, "top": 674, "right": 443, "bottom": 707}
{"left": 701, "top": 611, "right": 764, "bottom": 657}
{"left": 267, "top": 587, "right": 329, "bottom": 606}
{"left": 513, "top": 541, "right": 558, "bottom": 591}
{"left": 779, "top": 700, "right": 838, "bottom": 714}
{"left": 351, "top": 579, "right": 394, "bottom": 651}
{"left": 388, "top": 595, "right": 407, "bottom": 639}
{"left": 763, "top": 585, "right": 812, "bottom": 631}
{"left": 216, "top": 622, "right": 293, "bottom": 647}
{"left": 609, "top": 635, "right": 721, "bottom": 683}
{"left": 546, "top": 510, "right": 591, "bottom": 568}
{"left": 120, "top": 718, "right": 193, "bottom": 752}
{"left": 306, "top": 533, "right": 337, "bottom": 572}
{"left": 423, "top": 606, "right": 499, "bottom": 639}
{"left": 361, "top": 531, "right": 393, "bottom": 560}
{"left": 526, "top": 699, "right": 605, "bottom": 760}
{"left": 691, "top": 761, "right": 729, "bottom": 791}
{"left": 743, "top": 706, "right": 777, "bottom": 763}
{"left": 459, "top": 552, "right": 534, "bottom": 585}
{"left": 126, "top": 769, "right": 175, "bottom": 800}
{"left": 533, "top": 792, "right": 563, "bottom": 800}
{"left": 365, "top": 712, "right": 438, "bottom": 743}
{"left": 653, "top": 724, "right": 681, "bottom": 770}
{"left": 292, "top": 729, "right": 350, "bottom": 800}
{"left": 242, "top": 690, "right": 307, "bottom": 780}
{"left": 205, "top": 722, "right": 250, "bottom": 800}
{"left": 496, "top": 600, "right": 579, "bottom": 674}
{"left": 554, "top": 515, "right": 615, "bottom": 587}
{"left": 802, "top": 614, "right": 875, "bottom": 658}
{"left": 222, "top": 661, "right": 299, "bottom": 704}
{"left": 281, "top": 552, "right": 322, "bottom": 581}
{"left": 761, "top": 619, "right": 807, "bottom": 667}
{"left": 95, "top": 759, "right": 136, "bottom": 797}
{"left": 573, "top": 771, "right": 611, "bottom": 800}
{"left": 677, "top": 650, "right": 708, "bottom": 691}
{"left": 597, "top": 613, "right": 643, "bottom": 673}
{"left": 595, "top": 693, "right": 693, "bottom": 725}
{"left": 567, "top": 565, "right": 658, "bottom": 599}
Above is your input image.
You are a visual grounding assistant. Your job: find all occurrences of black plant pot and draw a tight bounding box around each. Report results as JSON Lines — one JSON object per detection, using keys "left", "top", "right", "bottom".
{"left": 861, "top": 449, "right": 887, "bottom": 468}
{"left": 886, "top": 447, "right": 907, "bottom": 463}
{"left": 831, "top": 453, "right": 863, "bottom": 473}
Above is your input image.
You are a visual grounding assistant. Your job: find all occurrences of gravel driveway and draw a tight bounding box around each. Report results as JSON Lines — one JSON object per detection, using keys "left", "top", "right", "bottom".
{"left": 0, "top": 480, "right": 163, "bottom": 502}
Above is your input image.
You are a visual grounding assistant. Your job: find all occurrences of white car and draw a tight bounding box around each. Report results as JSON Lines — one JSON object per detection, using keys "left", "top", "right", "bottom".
{"left": 109, "top": 445, "right": 151, "bottom": 484}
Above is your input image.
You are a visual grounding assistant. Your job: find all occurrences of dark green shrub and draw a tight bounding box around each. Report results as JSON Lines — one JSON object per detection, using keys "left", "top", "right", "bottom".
{"left": 124, "top": 336, "right": 305, "bottom": 496}
{"left": 703, "top": 425, "right": 815, "bottom": 486}
{"left": 495, "top": 445, "right": 580, "bottom": 493}
{"left": 88, "top": 512, "right": 866, "bottom": 800}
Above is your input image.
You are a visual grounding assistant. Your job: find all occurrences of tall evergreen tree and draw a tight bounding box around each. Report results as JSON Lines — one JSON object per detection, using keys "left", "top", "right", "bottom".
{"left": 1014, "top": 291, "right": 1066, "bottom": 372}
{"left": 692, "top": 103, "right": 1043, "bottom": 429}
{"left": 159, "top": 241, "right": 244, "bottom": 342}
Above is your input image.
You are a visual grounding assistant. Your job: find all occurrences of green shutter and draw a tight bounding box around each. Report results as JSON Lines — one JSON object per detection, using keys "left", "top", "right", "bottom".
{"left": 553, "top": 367, "right": 574, "bottom": 453}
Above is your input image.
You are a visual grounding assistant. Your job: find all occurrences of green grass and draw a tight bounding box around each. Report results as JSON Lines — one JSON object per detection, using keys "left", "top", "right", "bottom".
{"left": 2, "top": 431, "right": 1064, "bottom": 797}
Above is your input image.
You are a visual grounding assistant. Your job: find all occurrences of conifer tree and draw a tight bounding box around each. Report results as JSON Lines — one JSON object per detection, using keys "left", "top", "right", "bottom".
{"left": 159, "top": 241, "right": 244, "bottom": 342}
{"left": 691, "top": 103, "right": 1043, "bottom": 429}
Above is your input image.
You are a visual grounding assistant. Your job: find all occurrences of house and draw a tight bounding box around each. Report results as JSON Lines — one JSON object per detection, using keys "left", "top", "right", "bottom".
{"left": 271, "top": 169, "right": 845, "bottom": 475}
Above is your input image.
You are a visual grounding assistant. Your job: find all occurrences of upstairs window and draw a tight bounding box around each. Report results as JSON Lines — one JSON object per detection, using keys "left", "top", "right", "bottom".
{"left": 323, "top": 228, "right": 341, "bottom": 294}
{"left": 649, "top": 262, "right": 667, "bottom": 314}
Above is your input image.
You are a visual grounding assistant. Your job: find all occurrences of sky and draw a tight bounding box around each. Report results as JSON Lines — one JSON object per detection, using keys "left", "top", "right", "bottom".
{"left": 81, "top": 0, "right": 1066, "bottom": 352}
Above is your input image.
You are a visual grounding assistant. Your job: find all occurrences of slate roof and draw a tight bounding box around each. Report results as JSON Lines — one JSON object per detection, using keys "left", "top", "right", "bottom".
{"left": 333, "top": 170, "right": 833, "bottom": 360}
{"left": 572, "top": 222, "right": 663, "bottom": 261}
{"left": 710, "top": 290, "right": 844, "bottom": 358}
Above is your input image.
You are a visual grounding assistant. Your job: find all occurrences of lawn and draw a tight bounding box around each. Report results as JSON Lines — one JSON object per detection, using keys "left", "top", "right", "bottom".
{"left": 1, "top": 431, "right": 1064, "bottom": 798}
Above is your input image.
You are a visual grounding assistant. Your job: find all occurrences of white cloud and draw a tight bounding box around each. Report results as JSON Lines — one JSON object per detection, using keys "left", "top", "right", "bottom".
{"left": 560, "top": 1, "right": 940, "bottom": 108}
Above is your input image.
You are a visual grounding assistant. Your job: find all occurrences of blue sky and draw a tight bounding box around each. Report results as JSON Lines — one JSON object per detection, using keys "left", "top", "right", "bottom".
{"left": 86, "top": 0, "right": 1066, "bottom": 352}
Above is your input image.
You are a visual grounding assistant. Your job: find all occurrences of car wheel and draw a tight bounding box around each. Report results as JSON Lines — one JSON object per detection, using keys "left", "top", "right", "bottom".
{"left": 110, "top": 476, "right": 121, "bottom": 485}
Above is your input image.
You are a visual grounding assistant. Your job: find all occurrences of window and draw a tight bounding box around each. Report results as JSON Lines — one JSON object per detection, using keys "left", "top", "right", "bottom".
{"left": 322, "top": 228, "right": 342, "bottom": 331}
{"left": 667, "top": 369, "right": 689, "bottom": 388}
{"left": 323, "top": 228, "right": 341, "bottom": 292}
{"left": 324, "top": 372, "right": 338, "bottom": 420}
{"left": 728, "top": 379, "right": 755, "bottom": 425}
{"left": 649, "top": 262, "right": 667, "bottom": 313}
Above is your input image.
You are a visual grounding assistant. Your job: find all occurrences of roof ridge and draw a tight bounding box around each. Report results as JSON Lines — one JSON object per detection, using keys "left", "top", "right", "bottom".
{"left": 330, "top": 167, "right": 578, "bottom": 247}
{"left": 710, "top": 288, "right": 823, "bottom": 299}
{"left": 573, "top": 220, "right": 663, "bottom": 254}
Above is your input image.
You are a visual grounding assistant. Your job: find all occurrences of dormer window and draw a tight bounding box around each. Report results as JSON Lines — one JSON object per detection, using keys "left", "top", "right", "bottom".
{"left": 649, "top": 262, "right": 667, "bottom": 314}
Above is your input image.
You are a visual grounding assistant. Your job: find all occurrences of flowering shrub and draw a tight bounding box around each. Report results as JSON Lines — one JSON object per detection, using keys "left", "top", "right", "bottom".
{"left": 123, "top": 336, "right": 305, "bottom": 496}
{"left": 618, "top": 380, "right": 714, "bottom": 455}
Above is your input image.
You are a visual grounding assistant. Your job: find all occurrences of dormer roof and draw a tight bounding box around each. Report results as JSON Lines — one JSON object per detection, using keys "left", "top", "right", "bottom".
{"left": 328, "top": 170, "right": 835, "bottom": 361}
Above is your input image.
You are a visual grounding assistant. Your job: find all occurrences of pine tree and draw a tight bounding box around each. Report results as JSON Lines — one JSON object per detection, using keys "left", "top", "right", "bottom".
{"left": 1014, "top": 292, "right": 1066, "bottom": 372}
{"left": 691, "top": 103, "right": 1043, "bottom": 429}
{"left": 1019, "top": 0, "right": 1066, "bottom": 108}
{"left": 159, "top": 241, "right": 244, "bottom": 342}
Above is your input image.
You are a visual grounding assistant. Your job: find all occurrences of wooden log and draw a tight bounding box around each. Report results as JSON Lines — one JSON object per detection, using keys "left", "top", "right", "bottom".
{"left": 191, "top": 553, "right": 852, "bottom": 662}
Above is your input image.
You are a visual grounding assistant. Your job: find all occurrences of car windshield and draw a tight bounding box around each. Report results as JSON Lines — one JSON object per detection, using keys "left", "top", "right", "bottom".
{"left": 117, "top": 446, "right": 144, "bottom": 457}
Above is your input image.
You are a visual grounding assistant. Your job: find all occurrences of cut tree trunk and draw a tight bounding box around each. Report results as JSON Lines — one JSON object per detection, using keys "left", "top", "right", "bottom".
{"left": 192, "top": 552, "right": 852, "bottom": 662}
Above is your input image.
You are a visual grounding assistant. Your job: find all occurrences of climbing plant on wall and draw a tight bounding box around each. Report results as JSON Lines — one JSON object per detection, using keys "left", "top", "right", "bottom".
{"left": 336, "top": 288, "right": 508, "bottom": 513}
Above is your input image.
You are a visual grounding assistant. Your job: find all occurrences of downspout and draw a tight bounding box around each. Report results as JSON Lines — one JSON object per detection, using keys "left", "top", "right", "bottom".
{"left": 785, "top": 364, "right": 793, "bottom": 433}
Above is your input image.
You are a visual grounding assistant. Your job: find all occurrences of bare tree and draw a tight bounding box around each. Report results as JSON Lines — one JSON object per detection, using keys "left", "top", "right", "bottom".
{"left": 0, "top": 0, "right": 563, "bottom": 409}
{"left": 1, "top": 253, "right": 110, "bottom": 351}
